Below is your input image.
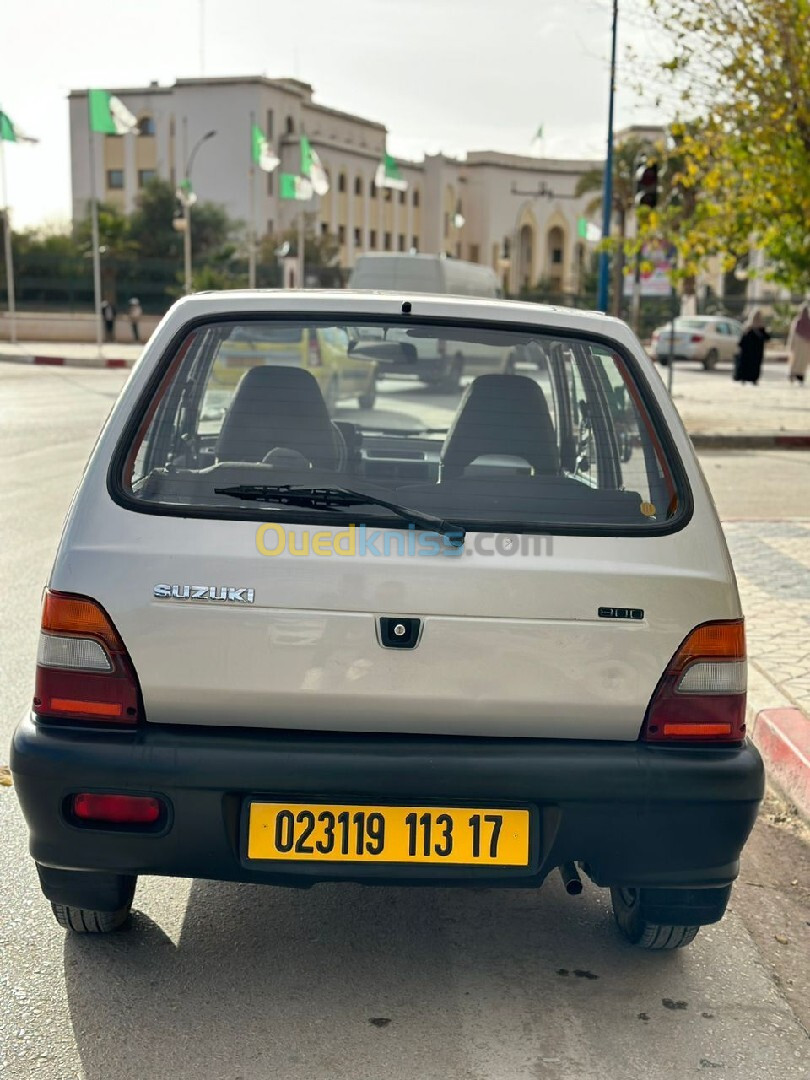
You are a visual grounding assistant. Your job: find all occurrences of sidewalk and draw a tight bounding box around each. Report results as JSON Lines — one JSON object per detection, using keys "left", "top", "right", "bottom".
{"left": 0, "top": 341, "right": 143, "bottom": 368}
{"left": 665, "top": 364, "right": 810, "bottom": 448}
{"left": 724, "top": 521, "right": 810, "bottom": 820}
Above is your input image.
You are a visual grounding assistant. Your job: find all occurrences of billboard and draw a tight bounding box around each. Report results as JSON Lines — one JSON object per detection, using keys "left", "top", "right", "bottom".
{"left": 624, "top": 241, "right": 676, "bottom": 297}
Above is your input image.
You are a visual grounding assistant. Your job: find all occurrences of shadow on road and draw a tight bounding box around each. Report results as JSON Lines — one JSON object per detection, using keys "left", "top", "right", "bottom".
{"left": 61, "top": 877, "right": 698, "bottom": 1080}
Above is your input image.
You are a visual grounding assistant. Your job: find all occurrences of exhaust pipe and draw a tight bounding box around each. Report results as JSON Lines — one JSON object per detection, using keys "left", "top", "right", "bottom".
{"left": 559, "top": 862, "right": 583, "bottom": 896}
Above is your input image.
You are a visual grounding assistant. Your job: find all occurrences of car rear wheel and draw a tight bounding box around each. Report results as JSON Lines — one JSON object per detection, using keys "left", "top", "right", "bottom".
{"left": 703, "top": 348, "right": 719, "bottom": 371}
{"left": 51, "top": 901, "right": 133, "bottom": 933}
{"left": 610, "top": 886, "right": 700, "bottom": 950}
{"left": 358, "top": 382, "right": 377, "bottom": 409}
{"left": 438, "top": 354, "right": 464, "bottom": 393}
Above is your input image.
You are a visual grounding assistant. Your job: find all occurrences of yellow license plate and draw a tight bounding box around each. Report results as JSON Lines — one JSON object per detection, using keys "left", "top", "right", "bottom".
{"left": 247, "top": 802, "right": 531, "bottom": 866}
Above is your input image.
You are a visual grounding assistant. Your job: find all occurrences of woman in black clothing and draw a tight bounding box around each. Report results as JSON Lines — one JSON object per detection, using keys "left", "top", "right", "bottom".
{"left": 734, "top": 309, "right": 770, "bottom": 384}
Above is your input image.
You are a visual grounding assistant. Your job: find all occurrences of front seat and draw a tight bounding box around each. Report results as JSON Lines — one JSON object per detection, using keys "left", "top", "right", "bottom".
{"left": 440, "top": 373, "right": 559, "bottom": 480}
{"left": 216, "top": 365, "right": 345, "bottom": 468}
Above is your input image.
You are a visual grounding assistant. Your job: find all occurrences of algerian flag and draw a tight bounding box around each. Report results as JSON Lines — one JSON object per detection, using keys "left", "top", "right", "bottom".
{"left": 280, "top": 173, "right": 313, "bottom": 201}
{"left": 251, "top": 124, "right": 279, "bottom": 173}
{"left": 0, "top": 110, "right": 39, "bottom": 143}
{"left": 375, "top": 153, "right": 407, "bottom": 192}
{"left": 300, "top": 135, "right": 329, "bottom": 196}
{"left": 530, "top": 125, "right": 544, "bottom": 155}
{"left": 88, "top": 89, "right": 138, "bottom": 135}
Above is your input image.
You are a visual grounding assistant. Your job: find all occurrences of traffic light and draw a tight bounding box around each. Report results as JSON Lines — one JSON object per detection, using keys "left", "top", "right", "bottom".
{"left": 635, "top": 159, "right": 659, "bottom": 209}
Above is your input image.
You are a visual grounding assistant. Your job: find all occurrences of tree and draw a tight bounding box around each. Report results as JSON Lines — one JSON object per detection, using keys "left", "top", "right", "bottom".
{"left": 129, "top": 178, "right": 241, "bottom": 263}
{"left": 575, "top": 136, "right": 656, "bottom": 314}
{"left": 257, "top": 215, "right": 344, "bottom": 287}
{"left": 640, "top": 0, "right": 810, "bottom": 294}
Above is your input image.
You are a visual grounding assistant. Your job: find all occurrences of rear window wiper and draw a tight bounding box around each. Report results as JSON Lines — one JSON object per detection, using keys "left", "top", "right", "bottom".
{"left": 213, "top": 485, "right": 466, "bottom": 545}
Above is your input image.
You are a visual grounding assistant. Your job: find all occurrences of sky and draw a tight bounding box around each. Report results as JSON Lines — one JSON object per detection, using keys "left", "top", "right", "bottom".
{"left": 1, "top": 0, "right": 664, "bottom": 229}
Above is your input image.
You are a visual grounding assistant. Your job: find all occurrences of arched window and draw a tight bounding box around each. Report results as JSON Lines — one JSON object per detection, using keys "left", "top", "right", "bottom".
{"left": 338, "top": 172, "right": 347, "bottom": 193}
{"left": 354, "top": 175, "right": 363, "bottom": 196}
{"left": 138, "top": 115, "right": 155, "bottom": 136}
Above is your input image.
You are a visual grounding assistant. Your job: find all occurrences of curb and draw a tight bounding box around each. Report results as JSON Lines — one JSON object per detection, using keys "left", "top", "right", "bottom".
{"left": 751, "top": 707, "right": 810, "bottom": 822}
{"left": 691, "top": 433, "right": 810, "bottom": 450}
{"left": 0, "top": 353, "right": 134, "bottom": 369}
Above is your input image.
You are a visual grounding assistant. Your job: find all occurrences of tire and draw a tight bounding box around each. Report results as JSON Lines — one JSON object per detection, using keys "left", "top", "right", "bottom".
{"left": 51, "top": 901, "right": 132, "bottom": 934}
{"left": 703, "top": 348, "right": 719, "bottom": 371}
{"left": 358, "top": 382, "right": 376, "bottom": 409}
{"left": 610, "top": 887, "right": 700, "bottom": 950}
{"left": 438, "top": 355, "right": 463, "bottom": 393}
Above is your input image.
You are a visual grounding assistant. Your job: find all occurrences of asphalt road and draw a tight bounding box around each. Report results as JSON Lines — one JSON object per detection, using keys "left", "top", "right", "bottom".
{"left": 1, "top": 366, "right": 808, "bottom": 1080}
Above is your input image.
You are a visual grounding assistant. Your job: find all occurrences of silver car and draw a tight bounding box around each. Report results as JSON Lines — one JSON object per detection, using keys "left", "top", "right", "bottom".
{"left": 11, "top": 291, "right": 762, "bottom": 949}
{"left": 651, "top": 316, "right": 744, "bottom": 369}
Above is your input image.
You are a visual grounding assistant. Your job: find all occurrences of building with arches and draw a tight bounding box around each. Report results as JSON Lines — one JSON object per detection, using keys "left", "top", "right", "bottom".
{"left": 69, "top": 77, "right": 602, "bottom": 290}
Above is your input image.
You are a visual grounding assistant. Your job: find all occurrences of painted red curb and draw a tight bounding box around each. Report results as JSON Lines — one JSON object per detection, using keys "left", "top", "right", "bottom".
{"left": 28, "top": 356, "right": 131, "bottom": 369}
{"left": 752, "top": 707, "right": 810, "bottom": 820}
{"left": 774, "top": 435, "right": 810, "bottom": 449}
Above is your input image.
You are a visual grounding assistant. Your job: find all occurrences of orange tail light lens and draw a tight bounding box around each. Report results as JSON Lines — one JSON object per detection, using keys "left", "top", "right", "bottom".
{"left": 642, "top": 619, "right": 747, "bottom": 744}
{"left": 34, "top": 590, "right": 143, "bottom": 727}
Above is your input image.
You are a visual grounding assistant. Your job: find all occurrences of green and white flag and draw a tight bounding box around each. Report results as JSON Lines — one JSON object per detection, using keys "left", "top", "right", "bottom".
{"left": 87, "top": 89, "right": 138, "bottom": 135}
{"left": 280, "top": 173, "right": 313, "bottom": 201}
{"left": 251, "top": 124, "right": 279, "bottom": 173}
{"left": 300, "top": 135, "right": 329, "bottom": 196}
{"left": 0, "top": 110, "right": 39, "bottom": 143}
{"left": 375, "top": 152, "right": 407, "bottom": 192}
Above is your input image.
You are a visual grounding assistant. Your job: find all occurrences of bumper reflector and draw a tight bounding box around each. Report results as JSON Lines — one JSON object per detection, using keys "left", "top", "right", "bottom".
{"left": 72, "top": 793, "right": 162, "bottom": 824}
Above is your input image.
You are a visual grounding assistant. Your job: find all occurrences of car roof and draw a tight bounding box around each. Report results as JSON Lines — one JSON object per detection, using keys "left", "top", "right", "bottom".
{"left": 163, "top": 289, "right": 632, "bottom": 342}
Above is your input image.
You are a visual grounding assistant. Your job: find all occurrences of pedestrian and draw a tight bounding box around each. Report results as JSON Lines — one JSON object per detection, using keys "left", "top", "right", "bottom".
{"left": 733, "top": 309, "right": 770, "bottom": 385}
{"left": 128, "top": 297, "right": 143, "bottom": 343}
{"left": 100, "top": 299, "right": 116, "bottom": 343}
{"left": 786, "top": 303, "right": 810, "bottom": 384}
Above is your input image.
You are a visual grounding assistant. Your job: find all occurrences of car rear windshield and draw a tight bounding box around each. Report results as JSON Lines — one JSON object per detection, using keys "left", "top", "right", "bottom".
{"left": 119, "top": 317, "right": 684, "bottom": 533}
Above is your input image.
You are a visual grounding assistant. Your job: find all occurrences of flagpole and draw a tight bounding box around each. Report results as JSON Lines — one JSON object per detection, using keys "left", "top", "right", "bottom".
{"left": 87, "top": 120, "right": 103, "bottom": 353}
{"left": 0, "top": 135, "right": 17, "bottom": 345}
{"left": 297, "top": 210, "right": 305, "bottom": 288}
{"left": 248, "top": 112, "right": 257, "bottom": 288}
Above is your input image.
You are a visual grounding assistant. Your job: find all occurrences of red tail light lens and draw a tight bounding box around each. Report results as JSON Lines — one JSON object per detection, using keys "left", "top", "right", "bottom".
{"left": 34, "top": 591, "right": 143, "bottom": 726}
{"left": 308, "top": 332, "right": 323, "bottom": 368}
{"left": 690, "top": 334, "right": 704, "bottom": 343}
{"left": 72, "top": 793, "right": 162, "bottom": 824}
{"left": 642, "top": 620, "right": 746, "bottom": 744}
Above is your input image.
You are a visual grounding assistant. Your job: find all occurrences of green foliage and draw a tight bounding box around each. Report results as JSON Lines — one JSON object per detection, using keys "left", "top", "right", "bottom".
{"left": 643, "top": 0, "right": 810, "bottom": 293}
{"left": 6, "top": 179, "right": 244, "bottom": 312}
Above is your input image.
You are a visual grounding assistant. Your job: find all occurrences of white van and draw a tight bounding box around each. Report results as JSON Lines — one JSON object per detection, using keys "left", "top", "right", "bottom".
{"left": 349, "top": 256, "right": 503, "bottom": 389}
{"left": 349, "top": 254, "right": 501, "bottom": 298}
{"left": 12, "top": 290, "right": 763, "bottom": 948}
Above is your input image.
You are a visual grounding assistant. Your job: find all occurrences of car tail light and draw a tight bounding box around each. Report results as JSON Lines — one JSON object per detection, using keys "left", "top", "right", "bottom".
{"left": 308, "top": 333, "right": 323, "bottom": 368}
{"left": 34, "top": 591, "right": 143, "bottom": 726}
{"left": 72, "top": 793, "right": 163, "bottom": 824}
{"left": 690, "top": 334, "right": 704, "bottom": 343}
{"left": 641, "top": 620, "right": 746, "bottom": 744}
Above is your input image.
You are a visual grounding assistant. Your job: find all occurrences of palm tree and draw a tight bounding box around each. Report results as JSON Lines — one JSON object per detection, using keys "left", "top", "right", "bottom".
{"left": 575, "top": 137, "right": 653, "bottom": 316}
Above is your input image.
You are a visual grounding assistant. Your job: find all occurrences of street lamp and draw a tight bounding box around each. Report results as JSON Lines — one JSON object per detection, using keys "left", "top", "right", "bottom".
{"left": 180, "top": 128, "right": 216, "bottom": 295}
{"left": 596, "top": 0, "right": 619, "bottom": 314}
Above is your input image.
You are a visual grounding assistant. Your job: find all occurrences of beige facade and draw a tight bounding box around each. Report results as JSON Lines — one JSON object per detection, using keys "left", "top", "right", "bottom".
{"left": 69, "top": 77, "right": 602, "bottom": 289}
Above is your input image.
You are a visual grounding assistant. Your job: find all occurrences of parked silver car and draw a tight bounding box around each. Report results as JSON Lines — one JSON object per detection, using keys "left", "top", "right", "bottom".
{"left": 11, "top": 291, "right": 762, "bottom": 949}
{"left": 651, "top": 316, "right": 744, "bottom": 369}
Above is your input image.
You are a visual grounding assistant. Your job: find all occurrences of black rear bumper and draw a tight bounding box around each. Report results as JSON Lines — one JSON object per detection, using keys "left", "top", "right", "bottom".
{"left": 11, "top": 714, "right": 763, "bottom": 893}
